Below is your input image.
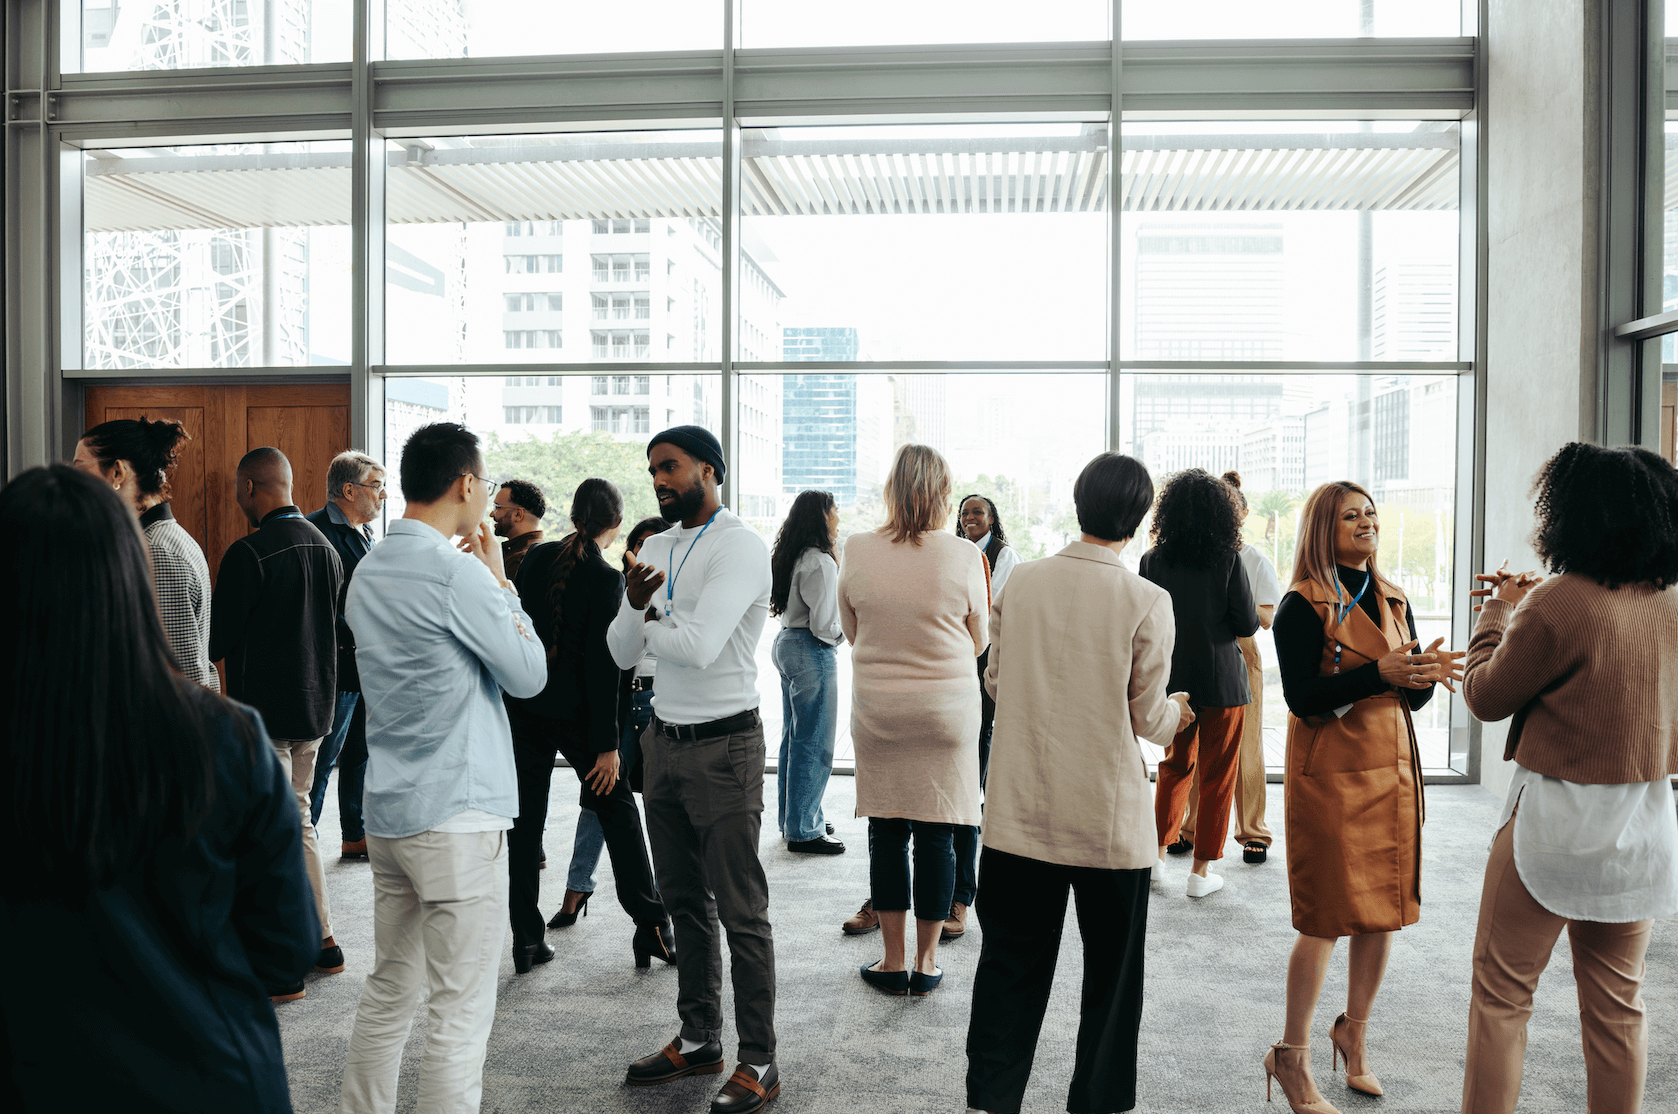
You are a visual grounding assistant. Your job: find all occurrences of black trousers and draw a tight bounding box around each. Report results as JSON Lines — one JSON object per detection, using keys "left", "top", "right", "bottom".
{"left": 965, "top": 847, "right": 1151, "bottom": 1114}
{"left": 507, "top": 706, "right": 666, "bottom": 947}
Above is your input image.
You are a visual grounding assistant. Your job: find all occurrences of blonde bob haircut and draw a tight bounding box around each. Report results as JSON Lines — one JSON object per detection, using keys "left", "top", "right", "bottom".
{"left": 880, "top": 443, "right": 952, "bottom": 545}
{"left": 1290, "top": 480, "right": 1400, "bottom": 601}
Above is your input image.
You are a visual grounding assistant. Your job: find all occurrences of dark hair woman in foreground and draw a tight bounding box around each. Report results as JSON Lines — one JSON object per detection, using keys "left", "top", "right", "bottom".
{"left": 1460, "top": 443, "right": 1678, "bottom": 1114}
{"left": 0, "top": 464, "right": 318, "bottom": 1112}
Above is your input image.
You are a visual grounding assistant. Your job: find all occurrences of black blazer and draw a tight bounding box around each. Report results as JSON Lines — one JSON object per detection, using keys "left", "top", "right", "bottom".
{"left": 1138, "top": 547, "right": 1260, "bottom": 708}
{"left": 304, "top": 504, "right": 374, "bottom": 692}
{"left": 510, "top": 538, "right": 632, "bottom": 754}
{"left": 1, "top": 693, "right": 320, "bottom": 1113}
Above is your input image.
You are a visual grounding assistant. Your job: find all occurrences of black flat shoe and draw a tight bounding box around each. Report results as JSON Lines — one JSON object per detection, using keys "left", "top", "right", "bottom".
{"left": 268, "top": 980, "right": 305, "bottom": 1003}
{"left": 513, "top": 941, "right": 555, "bottom": 974}
{"left": 626, "top": 1038, "right": 724, "bottom": 1085}
{"left": 1243, "top": 840, "right": 1269, "bottom": 864}
{"left": 825, "top": 822, "right": 835, "bottom": 835}
{"left": 859, "top": 963, "right": 908, "bottom": 996}
{"left": 633, "top": 921, "right": 677, "bottom": 969}
{"left": 909, "top": 967, "right": 943, "bottom": 997}
{"left": 1165, "top": 837, "right": 1193, "bottom": 856}
{"left": 787, "top": 834, "right": 845, "bottom": 855}
{"left": 547, "top": 890, "right": 592, "bottom": 928}
{"left": 712, "top": 1062, "right": 780, "bottom": 1112}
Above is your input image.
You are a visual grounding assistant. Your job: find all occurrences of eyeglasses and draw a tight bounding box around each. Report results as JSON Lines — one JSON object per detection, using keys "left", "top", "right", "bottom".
{"left": 457, "top": 471, "right": 491, "bottom": 486}
{"left": 351, "top": 481, "right": 386, "bottom": 494}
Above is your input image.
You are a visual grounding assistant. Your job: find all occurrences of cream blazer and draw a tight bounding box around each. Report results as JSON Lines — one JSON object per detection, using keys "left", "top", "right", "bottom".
{"left": 982, "top": 541, "right": 1180, "bottom": 871}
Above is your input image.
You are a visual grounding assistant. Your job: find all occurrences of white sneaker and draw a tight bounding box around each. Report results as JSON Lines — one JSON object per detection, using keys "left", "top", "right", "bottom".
{"left": 1186, "top": 871, "right": 1225, "bottom": 898}
{"left": 1152, "top": 857, "right": 1167, "bottom": 882}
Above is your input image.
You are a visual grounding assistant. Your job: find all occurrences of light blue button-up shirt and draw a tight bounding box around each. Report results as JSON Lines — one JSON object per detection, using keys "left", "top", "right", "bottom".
{"left": 346, "top": 519, "right": 546, "bottom": 839}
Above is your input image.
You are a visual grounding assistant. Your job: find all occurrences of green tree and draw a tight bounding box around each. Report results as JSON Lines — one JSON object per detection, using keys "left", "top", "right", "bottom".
{"left": 483, "top": 429, "right": 662, "bottom": 559}
{"left": 1251, "top": 489, "right": 1300, "bottom": 573}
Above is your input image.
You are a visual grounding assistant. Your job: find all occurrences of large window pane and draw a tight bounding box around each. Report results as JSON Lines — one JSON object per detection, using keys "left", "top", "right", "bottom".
{"left": 83, "top": 140, "right": 352, "bottom": 369}
{"left": 80, "top": 0, "right": 350, "bottom": 71}
{"left": 743, "top": 124, "right": 1108, "bottom": 362}
{"left": 742, "top": 1, "right": 1108, "bottom": 48}
{"left": 741, "top": 371, "right": 1108, "bottom": 768}
{"left": 1119, "top": 122, "right": 1460, "bottom": 364}
{"left": 1121, "top": 1, "right": 1461, "bottom": 39}
{"left": 385, "top": 0, "right": 716, "bottom": 60}
{"left": 382, "top": 373, "right": 722, "bottom": 531}
{"left": 1120, "top": 371, "right": 1459, "bottom": 771}
{"left": 385, "top": 131, "right": 723, "bottom": 366}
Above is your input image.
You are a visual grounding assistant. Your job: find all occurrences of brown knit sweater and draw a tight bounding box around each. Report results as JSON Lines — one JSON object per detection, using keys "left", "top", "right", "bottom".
{"left": 1463, "top": 573, "right": 1678, "bottom": 783}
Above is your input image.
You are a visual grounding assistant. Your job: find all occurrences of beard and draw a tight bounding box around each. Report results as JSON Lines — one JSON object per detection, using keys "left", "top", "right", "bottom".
{"left": 492, "top": 516, "right": 511, "bottom": 538}
{"left": 658, "top": 481, "right": 706, "bottom": 523}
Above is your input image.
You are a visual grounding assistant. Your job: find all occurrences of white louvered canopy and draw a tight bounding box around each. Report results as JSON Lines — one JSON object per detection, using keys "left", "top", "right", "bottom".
{"left": 83, "top": 129, "right": 1472, "bottom": 233}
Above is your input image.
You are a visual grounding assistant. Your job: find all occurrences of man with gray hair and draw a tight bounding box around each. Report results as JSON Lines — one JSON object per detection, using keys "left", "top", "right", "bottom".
{"left": 308, "top": 450, "right": 388, "bottom": 862}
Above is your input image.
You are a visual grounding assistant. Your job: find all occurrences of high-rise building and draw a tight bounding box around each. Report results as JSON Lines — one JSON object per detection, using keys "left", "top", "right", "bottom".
{"left": 781, "top": 329, "right": 869, "bottom": 505}
{"left": 1372, "top": 262, "right": 1456, "bottom": 360}
{"left": 1240, "top": 415, "right": 1306, "bottom": 492}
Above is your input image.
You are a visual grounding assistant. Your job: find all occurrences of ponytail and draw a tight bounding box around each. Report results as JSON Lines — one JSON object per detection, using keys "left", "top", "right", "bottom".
{"left": 545, "top": 478, "right": 625, "bottom": 651}
{"left": 81, "top": 417, "right": 190, "bottom": 497}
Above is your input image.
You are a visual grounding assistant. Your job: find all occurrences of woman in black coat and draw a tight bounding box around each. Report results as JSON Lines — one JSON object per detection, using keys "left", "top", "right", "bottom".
{"left": 507, "top": 478, "right": 673, "bottom": 972}
{"left": 0, "top": 465, "right": 319, "bottom": 1113}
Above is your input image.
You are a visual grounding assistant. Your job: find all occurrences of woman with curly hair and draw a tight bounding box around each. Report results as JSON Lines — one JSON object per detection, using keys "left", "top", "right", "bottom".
{"left": 770, "top": 489, "right": 845, "bottom": 854}
{"left": 1139, "top": 468, "right": 1260, "bottom": 899}
{"left": 1460, "top": 443, "right": 1678, "bottom": 1114}
{"left": 1263, "top": 480, "right": 1462, "bottom": 1114}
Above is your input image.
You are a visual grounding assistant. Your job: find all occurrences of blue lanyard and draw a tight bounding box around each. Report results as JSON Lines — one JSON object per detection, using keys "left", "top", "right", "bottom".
{"left": 665, "top": 511, "right": 719, "bottom": 613}
{"left": 1331, "top": 572, "right": 1371, "bottom": 673}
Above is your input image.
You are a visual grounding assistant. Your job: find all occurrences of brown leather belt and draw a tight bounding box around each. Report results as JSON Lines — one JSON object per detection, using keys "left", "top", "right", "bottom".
{"left": 655, "top": 708, "right": 759, "bottom": 742}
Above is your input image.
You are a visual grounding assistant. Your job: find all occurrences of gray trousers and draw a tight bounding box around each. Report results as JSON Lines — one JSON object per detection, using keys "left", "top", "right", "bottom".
{"left": 641, "top": 714, "right": 777, "bottom": 1064}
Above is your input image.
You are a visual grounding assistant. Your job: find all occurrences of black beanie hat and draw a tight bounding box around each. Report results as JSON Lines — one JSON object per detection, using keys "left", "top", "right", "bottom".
{"left": 647, "top": 425, "right": 726, "bottom": 484}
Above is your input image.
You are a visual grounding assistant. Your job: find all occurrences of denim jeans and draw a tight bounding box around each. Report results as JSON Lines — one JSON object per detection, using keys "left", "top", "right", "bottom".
{"left": 771, "top": 627, "right": 839, "bottom": 843}
{"left": 309, "top": 690, "right": 367, "bottom": 841}
{"left": 566, "top": 687, "right": 654, "bottom": 893}
{"left": 869, "top": 817, "right": 957, "bottom": 921}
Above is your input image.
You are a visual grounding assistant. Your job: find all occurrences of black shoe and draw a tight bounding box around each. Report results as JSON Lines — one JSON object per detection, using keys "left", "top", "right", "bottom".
{"left": 712, "top": 1062, "right": 780, "bottom": 1112}
{"left": 825, "top": 822, "right": 835, "bottom": 835}
{"left": 1165, "top": 837, "right": 1193, "bottom": 856}
{"left": 268, "top": 981, "right": 305, "bottom": 1003}
{"left": 626, "top": 1038, "right": 725, "bottom": 1086}
{"left": 787, "top": 834, "right": 845, "bottom": 855}
{"left": 1243, "top": 840, "right": 1269, "bottom": 864}
{"left": 909, "top": 967, "right": 944, "bottom": 997}
{"left": 539, "top": 846, "right": 548, "bottom": 870}
{"left": 315, "top": 943, "right": 346, "bottom": 974}
{"left": 547, "top": 890, "right": 592, "bottom": 929}
{"left": 513, "top": 941, "right": 555, "bottom": 974}
{"left": 633, "top": 921, "right": 677, "bottom": 969}
{"left": 859, "top": 962, "right": 909, "bottom": 996}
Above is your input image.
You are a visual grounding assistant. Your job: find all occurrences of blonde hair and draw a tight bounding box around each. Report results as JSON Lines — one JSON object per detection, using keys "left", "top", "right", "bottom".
{"left": 1290, "top": 481, "right": 1399, "bottom": 600}
{"left": 880, "top": 443, "right": 952, "bottom": 545}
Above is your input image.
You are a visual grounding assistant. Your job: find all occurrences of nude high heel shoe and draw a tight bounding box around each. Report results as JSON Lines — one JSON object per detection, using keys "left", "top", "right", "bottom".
{"left": 1330, "top": 1013, "right": 1384, "bottom": 1096}
{"left": 1263, "top": 1042, "right": 1343, "bottom": 1114}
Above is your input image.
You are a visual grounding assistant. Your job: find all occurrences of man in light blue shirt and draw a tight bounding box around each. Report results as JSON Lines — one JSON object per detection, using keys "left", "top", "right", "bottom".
{"left": 339, "top": 422, "right": 545, "bottom": 1114}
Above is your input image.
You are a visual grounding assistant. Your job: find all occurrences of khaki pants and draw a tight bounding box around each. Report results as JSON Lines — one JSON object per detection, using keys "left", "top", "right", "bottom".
{"left": 273, "top": 737, "right": 332, "bottom": 940}
{"left": 1461, "top": 819, "right": 1652, "bottom": 1114}
{"left": 1181, "top": 637, "right": 1272, "bottom": 847}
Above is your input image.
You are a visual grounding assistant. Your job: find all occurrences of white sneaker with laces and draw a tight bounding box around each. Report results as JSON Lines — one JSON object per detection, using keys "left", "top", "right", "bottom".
{"left": 1186, "top": 871, "right": 1224, "bottom": 898}
{"left": 1152, "top": 857, "right": 1167, "bottom": 882}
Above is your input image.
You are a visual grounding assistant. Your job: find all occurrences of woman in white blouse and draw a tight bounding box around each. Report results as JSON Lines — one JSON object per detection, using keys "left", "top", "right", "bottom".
{"left": 1460, "top": 442, "right": 1678, "bottom": 1114}
{"left": 769, "top": 490, "right": 845, "bottom": 855}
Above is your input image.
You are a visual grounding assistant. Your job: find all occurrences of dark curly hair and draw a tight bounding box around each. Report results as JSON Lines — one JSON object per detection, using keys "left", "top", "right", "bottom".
{"left": 1530, "top": 442, "right": 1678, "bottom": 589}
{"left": 1149, "top": 468, "right": 1243, "bottom": 572}
{"left": 955, "top": 494, "right": 1007, "bottom": 546}
{"left": 770, "top": 490, "right": 838, "bottom": 617}
{"left": 80, "top": 416, "right": 191, "bottom": 497}
{"left": 499, "top": 478, "right": 547, "bottom": 522}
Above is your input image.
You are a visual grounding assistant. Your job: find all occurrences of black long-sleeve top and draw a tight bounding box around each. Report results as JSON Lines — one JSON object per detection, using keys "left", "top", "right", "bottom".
{"left": 1272, "top": 564, "right": 1434, "bottom": 719}
{"left": 1137, "top": 546, "right": 1261, "bottom": 707}
{"left": 510, "top": 538, "right": 631, "bottom": 754}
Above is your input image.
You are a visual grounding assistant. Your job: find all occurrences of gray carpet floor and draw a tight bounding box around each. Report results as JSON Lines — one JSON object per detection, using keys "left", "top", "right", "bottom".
{"left": 279, "top": 777, "right": 1676, "bottom": 1113}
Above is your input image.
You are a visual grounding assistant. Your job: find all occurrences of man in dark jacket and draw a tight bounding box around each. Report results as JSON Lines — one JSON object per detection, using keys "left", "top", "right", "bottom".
{"left": 209, "top": 446, "right": 344, "bottom": 998}
{"left": 307, "top": 450, "right": 386, "bottom": 861}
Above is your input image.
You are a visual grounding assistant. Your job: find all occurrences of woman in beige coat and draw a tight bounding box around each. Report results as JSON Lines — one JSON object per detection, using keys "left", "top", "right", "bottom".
{"left": 964, "top": 452, "right": 1192, "bottom": 1114}
{"left": 839, "top": 443, "right": 989, "bottom": 997}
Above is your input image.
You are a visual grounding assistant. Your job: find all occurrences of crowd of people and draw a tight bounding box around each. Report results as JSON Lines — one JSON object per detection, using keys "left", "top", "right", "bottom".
{"left": 1, "top": 415, "right": 1674, "bottom": 1114}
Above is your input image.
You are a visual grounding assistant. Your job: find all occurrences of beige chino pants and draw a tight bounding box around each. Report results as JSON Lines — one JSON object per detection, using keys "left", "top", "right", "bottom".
{"left": 273, "top": 737, "right": 332, "bottom": 940}
{"left": 1180, "top": 636, "right": 1272, "bottom": 848}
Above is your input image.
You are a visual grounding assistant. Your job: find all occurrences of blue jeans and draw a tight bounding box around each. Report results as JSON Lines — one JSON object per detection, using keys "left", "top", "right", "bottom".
{"left": 309, "top": 690, "right": 367, "bottom": 841}
{"left": 869, "top": 817, "right": 957, "bottom": 921}
{"left": 566, "top": 687, "right": 654, "bottom": 893}
{"left": 771, "top": 627, "right": 839, "bottom": 843}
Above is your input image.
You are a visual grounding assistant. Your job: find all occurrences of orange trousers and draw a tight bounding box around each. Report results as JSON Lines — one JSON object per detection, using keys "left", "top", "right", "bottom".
{"left": 1180, "top": 636, "right": 1272, "bottom": 848}
{"left": 1153, "top": 703, "right": 1244, "bottom": 861}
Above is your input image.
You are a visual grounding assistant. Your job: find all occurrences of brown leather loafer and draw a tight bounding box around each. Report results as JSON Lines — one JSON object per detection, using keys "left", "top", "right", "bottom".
{"left": 940, "top": 901, "right": 969, "bottom": 942}
{"left": 340, "top": 838, "right": 368, "bottom": 860}
{"left": 841, "top": 898, "right": 878, "bottom": 935}
{"left": 711, "top": 1063, "right": 780, "bottom": 1113}
{"left": 625, "top": 1039, "right": 724, "bottom": 1086}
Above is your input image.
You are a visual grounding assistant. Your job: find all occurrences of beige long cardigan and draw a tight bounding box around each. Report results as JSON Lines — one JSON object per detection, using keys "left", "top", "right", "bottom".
{"left": 981, "top": 541, "right": 1181, "bottom": 870}
{"left": 839, "top": 528, "right": 990, "bottom": 826}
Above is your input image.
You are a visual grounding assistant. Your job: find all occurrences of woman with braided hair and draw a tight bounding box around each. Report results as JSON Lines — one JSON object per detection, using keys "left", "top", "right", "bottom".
{"left": 506, "top": 477, "right": 673, "bottom": 973}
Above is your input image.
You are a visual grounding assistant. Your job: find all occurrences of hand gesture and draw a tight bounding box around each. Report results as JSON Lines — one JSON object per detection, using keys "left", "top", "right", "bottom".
{"left": 586, "top": 748, "right": 620, "bottom": 796}
{"left": 1470, "top": 559, "right": 1544, "bottom": 612}
{"left": 624, "top": 556, "right": 666, "bottom": 611}
{"left": 1377, "top": 637, "right": 1465, "bottom": 692}
{"left": 458, "top": 521, "right": 509, "bottom": 586}
{"left": 1169, "top": 692, "right": 1196, "bottom": 735}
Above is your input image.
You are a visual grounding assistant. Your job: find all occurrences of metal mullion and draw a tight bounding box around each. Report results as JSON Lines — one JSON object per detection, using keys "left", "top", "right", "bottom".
{"left": 378, "top": 363, "right": 720, "bottom": 377}
{"left": 736, "top": 361, "right": 1107, "bottom": 372}
{"left": 1115, "top": 360, "right": 1471, "bottom": 373}
{"left": 719, "top": 0, "right": 740, "bottom": 509}
{"left": 351, "top": 0, "right": 387, "bottom": 461}
{"left": 64, "top": 365, "right": 354, "bottom": 381}
{"left": 1109, "top": 0, "right": 1122, "bottom": 451}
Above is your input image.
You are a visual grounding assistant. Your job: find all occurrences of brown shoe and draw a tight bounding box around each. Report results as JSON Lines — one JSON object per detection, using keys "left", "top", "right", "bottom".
{"left": 941, "top": 901, "right": 968, "bottom": 941}
{"left": 341, "top": 838, "right": 368, "bottom": 859}
{"left": 625, "top": 1039, "right": 724, "bottom": 1086}
{"left": 841, "top": 898, "right": 878, "bottom": 936}
{"left": 711, "top": 1063, "right": 780, "bottom": 1112}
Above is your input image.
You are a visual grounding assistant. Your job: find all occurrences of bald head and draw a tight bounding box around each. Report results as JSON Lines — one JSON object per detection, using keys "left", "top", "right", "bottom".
{"left": 235, "top": 446, "right": 295, "bottom": 528}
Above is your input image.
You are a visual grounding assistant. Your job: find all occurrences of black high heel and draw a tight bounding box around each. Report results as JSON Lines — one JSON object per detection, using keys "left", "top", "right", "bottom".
{"left": 547, "top": 890, "right": 592, "bottom": 929}
{"left": 513, "top": 941, "right": 554, "bottom": 974}
{"left": 632, "top": 921, "right": 676, "bottom": 968}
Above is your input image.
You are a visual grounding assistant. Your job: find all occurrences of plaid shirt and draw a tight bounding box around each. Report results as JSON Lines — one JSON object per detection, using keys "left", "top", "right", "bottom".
{"left": 140, "top": 502, "right": 220, "bottom": 692}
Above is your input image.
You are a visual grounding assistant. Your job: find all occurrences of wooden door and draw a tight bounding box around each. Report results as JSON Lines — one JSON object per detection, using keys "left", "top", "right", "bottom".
{"left": 84, "top": 383, "right": 350, "bottom": 580}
